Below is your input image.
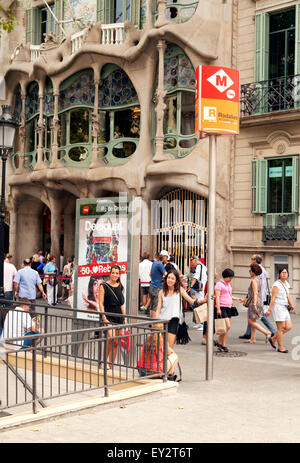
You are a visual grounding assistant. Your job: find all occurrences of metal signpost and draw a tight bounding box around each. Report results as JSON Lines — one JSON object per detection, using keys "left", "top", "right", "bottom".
{"left": 196, "top": 65, "right": 240, "bottom": 380}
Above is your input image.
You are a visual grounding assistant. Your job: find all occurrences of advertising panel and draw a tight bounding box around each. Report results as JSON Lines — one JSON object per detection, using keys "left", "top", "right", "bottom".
{"left": 195, "top": 65, "right": 239, "bottom": 136}
{"left": 74, "top": 197, "right": 132, "bottom": 321}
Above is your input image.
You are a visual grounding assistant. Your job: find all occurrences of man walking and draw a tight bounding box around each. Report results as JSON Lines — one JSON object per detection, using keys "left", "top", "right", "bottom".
{"left": 13, "top": 259, "right": 46, "bottom": 308}
{"left": 189, "top": 256, "right": 208, "bottom": 329}
{"left": 239, "top": 254, "right": 276, "bottom": 340}
{"left": 138, "top": 252, "right": 153, "bottom": 313}
{"left": 149, "top": 252, "right": 167, "bottom": 318}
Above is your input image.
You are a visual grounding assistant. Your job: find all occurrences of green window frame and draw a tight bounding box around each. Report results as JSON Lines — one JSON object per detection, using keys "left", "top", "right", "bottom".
{"left": 26, "top": 2, "right": 55, "bottom": 45}
{"left": 97, "top": 0, "right": 140, "bottom": 27}
{"left": 251, "top": 156, "right": 299, "bottom": 214}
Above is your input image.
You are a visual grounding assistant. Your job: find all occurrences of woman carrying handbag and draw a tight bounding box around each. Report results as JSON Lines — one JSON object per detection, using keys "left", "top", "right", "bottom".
{"left": 156, "top": 269, "right": 196, "bottom": 348}
{"left": 214, "top": 268, "right": 243, "bottom": 352}
{"left": 265, "top": 267, "right": 295, "bottom": 353}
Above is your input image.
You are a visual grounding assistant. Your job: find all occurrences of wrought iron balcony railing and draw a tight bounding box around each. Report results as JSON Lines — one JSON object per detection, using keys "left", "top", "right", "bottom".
{"left": 240, "top": 74, "right": 300, "bottom": 117}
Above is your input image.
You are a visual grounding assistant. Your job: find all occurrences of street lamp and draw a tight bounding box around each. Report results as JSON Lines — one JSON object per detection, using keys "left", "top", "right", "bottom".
{"left": 0, "top": 105, "right": 18, "bottom": 299}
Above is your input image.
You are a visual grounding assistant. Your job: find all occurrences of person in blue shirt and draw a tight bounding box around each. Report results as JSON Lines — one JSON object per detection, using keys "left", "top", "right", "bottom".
{"left": 14, "top": 259, "right": 46, "bottom": 305}
{"left": 149, "top": 252, "right": 167, "bottom": 318}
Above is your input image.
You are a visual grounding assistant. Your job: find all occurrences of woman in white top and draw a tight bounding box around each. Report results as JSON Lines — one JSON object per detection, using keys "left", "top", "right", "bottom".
{"left": 156, "top": 269, "right": 197, "bottom": 348}
{"left": 266, "top": 267, "right": 295, "bottom": 353}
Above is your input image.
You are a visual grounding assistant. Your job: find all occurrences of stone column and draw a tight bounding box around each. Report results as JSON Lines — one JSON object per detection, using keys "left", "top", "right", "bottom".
{"left": 64, "top": 210, "right": 75, "bottom": 260}
{"left": 153, "top": 40, "right": 169, "bottom": 162}
{"left": 49, "top": 194, "right": 62, "bottom": 259}
{"left": 34, "top": 82, "right": 46, "bottom": 170}
{"left": 15, "top": 86, "right": 27, "bottom": 175}
{"left": 8, "top": 199, "right": 19, "bottom": 264}
{"left": 155, "top": 0, "right": 170, "bottom": 28}
{"left": 90, "top": 73, "right": 102, "bottom": 168}
{"left": 50, "top": 87, "right": 64, "bottom": 169}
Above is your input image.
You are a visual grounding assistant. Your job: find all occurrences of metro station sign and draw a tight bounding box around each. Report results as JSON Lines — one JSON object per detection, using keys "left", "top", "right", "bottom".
{"left": 195, "top": 65, "right": 239, "bottom": 136}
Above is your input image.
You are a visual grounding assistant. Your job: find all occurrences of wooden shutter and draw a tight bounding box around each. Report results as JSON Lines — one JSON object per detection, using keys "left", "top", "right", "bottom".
{"left": 55, "top": 0, "right": 64, "bottom": 38}
{"left": 97, "top": 0, "right": 114, "bottom": 23}
{"left": 251, "top": 159, "right": 268, "bottom": 214}
{"left": 131, "top": 0, "right": 141, "bottom": 28}
{"left": 291, "top": 156, "right": 299, "bottom": 213}
{"left": 254, "top": 13, "right": 269, "bottom": 82}
{"left": 26, "top": 8, "right": 40, "bottom": 45}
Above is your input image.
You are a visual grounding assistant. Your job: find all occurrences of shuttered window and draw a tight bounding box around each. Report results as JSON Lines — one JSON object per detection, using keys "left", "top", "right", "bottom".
{"left": 97, "top": 0, "right": 140, "bottom": 27}
{"left": 251, "top": 157, "right": 299, "bottom": 214}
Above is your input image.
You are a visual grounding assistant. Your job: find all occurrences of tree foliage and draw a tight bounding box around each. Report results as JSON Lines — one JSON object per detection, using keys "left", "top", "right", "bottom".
{"left": 0, "top": 6, "right": 18, "bottom": 34}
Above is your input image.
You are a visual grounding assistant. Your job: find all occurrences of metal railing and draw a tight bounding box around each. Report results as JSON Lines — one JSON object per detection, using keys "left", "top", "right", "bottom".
{"left": 240, "top": 74, "right": 300, "bottom": 117}
{"left": 0, "top": 301, "right": 168, "bottom": 415}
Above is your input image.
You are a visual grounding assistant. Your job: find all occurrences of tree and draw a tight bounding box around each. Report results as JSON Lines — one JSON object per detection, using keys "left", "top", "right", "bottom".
{"left": 0, "top": 5, "right": 18, "bottom": 34}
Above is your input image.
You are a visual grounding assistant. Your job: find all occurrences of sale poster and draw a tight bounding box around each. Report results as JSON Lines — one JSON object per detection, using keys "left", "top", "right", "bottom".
{"left": 74, "top": 198, "right": 131, "bottom": 321}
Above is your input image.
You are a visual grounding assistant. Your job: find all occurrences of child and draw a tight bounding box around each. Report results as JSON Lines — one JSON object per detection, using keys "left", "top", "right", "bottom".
{"left": 138, "top": 322, "right": 178, "bottom": 380}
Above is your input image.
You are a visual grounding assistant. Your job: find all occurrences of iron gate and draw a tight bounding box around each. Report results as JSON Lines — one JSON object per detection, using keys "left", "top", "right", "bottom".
{"left": 152, "top": 189, "right": 208, "bottom": 273}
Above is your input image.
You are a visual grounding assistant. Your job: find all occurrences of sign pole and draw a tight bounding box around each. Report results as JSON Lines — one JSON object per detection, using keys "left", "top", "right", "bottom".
{"left": 206, "top": 134, "right": 217, "bottom": 381}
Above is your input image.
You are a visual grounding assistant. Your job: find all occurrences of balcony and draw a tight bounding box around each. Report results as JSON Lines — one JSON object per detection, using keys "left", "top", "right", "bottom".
{"left": 263, "top": 213, "right": 297, "bottom": 242}
{"left": 29, "top": 23, "right": 125, "bottom": 62}
{"left": 240, "top": 75, "right": 300, "bottom": 122}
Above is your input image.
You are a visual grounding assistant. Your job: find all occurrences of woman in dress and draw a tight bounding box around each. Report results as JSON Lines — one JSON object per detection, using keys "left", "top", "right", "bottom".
{"left": 265, "top": 267, "right": 295, "bottom": 353}
{"left": 98, "top": 265, "right": 127, "bottom": 368}
{"left": 214, "top": 268, "right": 243, "bottom": 352}
{"left": 244, "top": 263, "right": 272, "bottom": 344}
{"left": 156, "top": 269, "right": 196, "bottom": 348}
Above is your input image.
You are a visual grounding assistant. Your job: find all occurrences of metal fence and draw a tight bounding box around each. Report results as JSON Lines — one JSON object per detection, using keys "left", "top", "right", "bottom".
{"left": 0, "top": 300, "right": 168, "bottom": 415}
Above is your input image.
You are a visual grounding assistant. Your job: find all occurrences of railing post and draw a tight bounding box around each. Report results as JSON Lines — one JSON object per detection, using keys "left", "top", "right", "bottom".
{"left": 163, "top": 322, "right": 168, "bottom": 382}
{"left": 44, "top": 306, "right": 48, "bottom": 358}
{"left": 32, "top": 339, "right": 37, "bottom": 414}
{"left": 103, "top": 330, "right": 109, "bottom": 397}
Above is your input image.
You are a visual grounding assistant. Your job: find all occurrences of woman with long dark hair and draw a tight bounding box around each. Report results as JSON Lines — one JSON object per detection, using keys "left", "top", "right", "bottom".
{"left": 266, "top": 267, "right": 295, "bottom": 353}
{"left": 98, "top": 265, "right": 127, "bottom": 368}
{"left": 82, "top": 276, "right": 101, "bottom": 310}
{"left": 156, "top": 269, "right": 195, "bottom": 348}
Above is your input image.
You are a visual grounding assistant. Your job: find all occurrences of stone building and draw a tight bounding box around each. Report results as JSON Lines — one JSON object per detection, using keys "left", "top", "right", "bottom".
{"left": 1, "top": 0, "right": 235, "bottom": 276}
{"left": 234, "top": 0, "right": 300, "bottom": 309}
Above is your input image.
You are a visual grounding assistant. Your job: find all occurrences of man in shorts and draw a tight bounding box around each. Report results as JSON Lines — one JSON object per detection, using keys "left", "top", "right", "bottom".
{"left": 149, "top": 253, "right": 167, "bottom": 318}
{"left": 139, "top": 252, "right": 153, "bottom": 313}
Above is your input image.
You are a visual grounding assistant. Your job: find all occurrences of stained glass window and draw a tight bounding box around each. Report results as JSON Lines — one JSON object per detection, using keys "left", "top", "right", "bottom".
{"left": 99, "top": 68, "right": 138, "bottom": 108}
{"left": 25, "top": 81, "right": 40, "bottom": 120}
{"left": 59, "top": 69, "right": 95, "bottom": 112}
{"left": 44, "top": 77, "right": 54, "bottom": 116}
{"left": 13, "top": 84, "right": 22, "bottom": 124}
{"left": 164, "top": 43, "right": 196, "bottom": 92}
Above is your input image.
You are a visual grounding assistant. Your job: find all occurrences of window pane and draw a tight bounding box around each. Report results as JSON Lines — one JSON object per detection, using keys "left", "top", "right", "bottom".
{"left": 283, "top": 158, "right": 292, "bottom": 212}
{"left": 181, "top": 92, "right": 195, "bottom": 135}
{"left": 270, "top": 9, "right": 295, "bottom": 33}
{"left": 268, "top": 159, "right": 283, "bottom": 213}
{"left": 269, "top": 31, "right": 286, "bottom": 79}
{"left": 115, "top": 0, "right": 123, "bottom": 22}
{"left": 98, "top": 111, "right": 110, "bottom": 143}
{"left": 113, "top": 141, "right": 137, "bottom": 158}
{"left": 58, "top": 113, "right": 67, "bottom": 147}
{"left": 70, "top": 109, "right": 89, "bottom": 144}
{"left": 163, "top": 94, "right": 177, "bottom": 135}
{"left": 114, "top": 107, "right": 140, "bottom": 138}
{"left": 25, "top": 119, "right": 36, "bottom": 152}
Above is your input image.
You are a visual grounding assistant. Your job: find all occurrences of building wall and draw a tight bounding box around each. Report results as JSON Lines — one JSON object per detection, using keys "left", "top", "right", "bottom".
{"left": 233, "top": 0, "right": 300, "bottom": 310}
{"left": 1, "top": 0, "right": 234, "bottom": 277}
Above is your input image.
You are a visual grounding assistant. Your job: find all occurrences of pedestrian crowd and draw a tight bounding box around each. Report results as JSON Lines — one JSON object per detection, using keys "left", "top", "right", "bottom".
{"left": 0, "top": 251, "right": 75, "bottom": 346}
{"left": 137, "top": 250, "right": 295, "bottom": 379}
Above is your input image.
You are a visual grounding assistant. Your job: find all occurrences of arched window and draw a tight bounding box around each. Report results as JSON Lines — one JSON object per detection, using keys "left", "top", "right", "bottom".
{"left": 97, "top": 64, "right": 140, "bottom": 161}
{"left": 24, "top": 81, "right": 40, "bottom": 167}
{"left": 58, "top": 69, "right": 94, "bottom": 165}
{"left": 165, "top": 0, "right": 198, "bottom": 24}
{"left": 162, "top": 43, "right": 198, "bottom": 157}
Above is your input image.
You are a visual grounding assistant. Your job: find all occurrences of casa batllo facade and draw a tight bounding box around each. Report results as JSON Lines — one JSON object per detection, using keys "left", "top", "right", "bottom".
{"left": 234, "top": 0, "right": 300, "bottom": 310}
{"left": 1, "top": 0, "right": 235, "bottom": 277}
